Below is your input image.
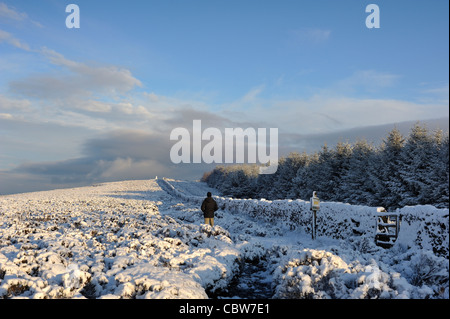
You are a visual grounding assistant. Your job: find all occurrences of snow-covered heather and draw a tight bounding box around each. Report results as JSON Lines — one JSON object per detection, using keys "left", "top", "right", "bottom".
{"left": 0, "top": 180, "right": 239, "bottom": 299}
{"left": 161, "top": 178, "right": 449, "bottom": 299}
{"left": 0, "top": 178, "right": 448, "bottom": 299}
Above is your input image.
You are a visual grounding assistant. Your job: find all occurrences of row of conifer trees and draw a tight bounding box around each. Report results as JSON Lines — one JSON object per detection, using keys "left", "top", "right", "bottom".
{"left": 202, "top": 123, "right": 449, "bottom": 209}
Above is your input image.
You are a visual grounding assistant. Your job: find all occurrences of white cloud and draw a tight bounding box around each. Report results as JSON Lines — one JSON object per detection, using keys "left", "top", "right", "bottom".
{"left": 222, "top": 70, "right": 441, "bottom": 135}
{"left": 0, "top": 112, "right": 13, "bottom": 120}
{"left": 232, "top": 94, "right": 449, "bottom": 135}
{"left": 422, "top": 84, "right": 449, "bottom": 95}
{"left": 335, "top": 70, "right": 401, "bottom": 93}
{"left": 0, "top": 2, "right": 43, "bottom": 27}
{"left": 0, "top": 29, "right": 30, "bottom": 51}
{"left": 316, "top": 97, "right": 446, "bottom": 128}
{"left": 72, "top": 99, "right": 113, "bottom": 113}
{"left": 0, "top": 2, "right": 27, "bottom": 21}
{"left": 241, "top": 85, "right": 265, "bottom": 103}
{"left": 7, "top": 47, "right": 146, "bottom": 129}
{"left": 224, "top": 85, "right": 266, "bottom": 112}
{"left": 0, "top": 94, "right": 32, "bottom": 111}
{"left": 144, "top": 92, "right": 159, "bottom": 103}
{"left": 10, "top": 48, "right": 142, "bottom": 100}
{"left": 420, "top": 83, "right": 449, "bottom": 104}
{"left": 40, "top": 48, "right": 143, "bottom": 95}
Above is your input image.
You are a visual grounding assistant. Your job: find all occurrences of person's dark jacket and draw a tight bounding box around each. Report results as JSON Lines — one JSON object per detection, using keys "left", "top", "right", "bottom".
{"left": 201, "top": 197, "right": 218, "bottom": 218}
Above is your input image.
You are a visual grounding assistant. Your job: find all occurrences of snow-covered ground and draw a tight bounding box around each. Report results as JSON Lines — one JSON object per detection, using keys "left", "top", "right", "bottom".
{"left": 0, "top": 178, "right": 448, "bottom": 299}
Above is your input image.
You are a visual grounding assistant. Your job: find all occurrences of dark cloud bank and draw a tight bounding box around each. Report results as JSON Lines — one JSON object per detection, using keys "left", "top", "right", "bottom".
{"left": 1, "top": 117, "right": 448, "bottom": 195}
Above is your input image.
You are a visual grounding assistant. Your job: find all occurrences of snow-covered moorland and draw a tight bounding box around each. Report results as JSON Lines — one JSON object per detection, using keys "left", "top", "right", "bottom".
{"left": 0, "top": 178, "right": 448, "bottom": 299}
{"left": 0, "top": 180, "right": 238, "bottom": 299}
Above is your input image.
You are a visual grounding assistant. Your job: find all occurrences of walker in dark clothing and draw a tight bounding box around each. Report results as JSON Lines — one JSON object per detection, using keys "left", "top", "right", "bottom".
{"left": 201, "top": 192, "right": 218, "bottom": 226}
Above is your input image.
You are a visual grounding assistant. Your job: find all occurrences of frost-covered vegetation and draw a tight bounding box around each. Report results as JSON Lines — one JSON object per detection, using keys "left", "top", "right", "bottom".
{"left": 0, "top": 179, "right": 448, "bottom": 299}
{"left": 161, "top": 178, "right": 449, "bottom": 299}
{"left": 0, "top": 181, "right": 239, "bottom": 299}
{"left": 203, "top": 123, "right": 449, "bottom": 209}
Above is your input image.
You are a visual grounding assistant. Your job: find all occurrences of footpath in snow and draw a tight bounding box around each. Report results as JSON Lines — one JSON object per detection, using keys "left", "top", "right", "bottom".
{"left": 0, "top": 178, "right": 448, "bottom": 299}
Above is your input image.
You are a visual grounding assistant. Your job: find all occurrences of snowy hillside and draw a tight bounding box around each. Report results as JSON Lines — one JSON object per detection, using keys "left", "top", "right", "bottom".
{"left": 0, "top": 178, "right": 448, "bottom": 299}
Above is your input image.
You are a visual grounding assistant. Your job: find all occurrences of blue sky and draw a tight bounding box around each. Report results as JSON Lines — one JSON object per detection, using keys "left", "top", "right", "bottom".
{"left": 0, "top": 0, "right": 449, "bottom": 194}
{"left": 4, "top": 1, "right": 449, "bottom": 102}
